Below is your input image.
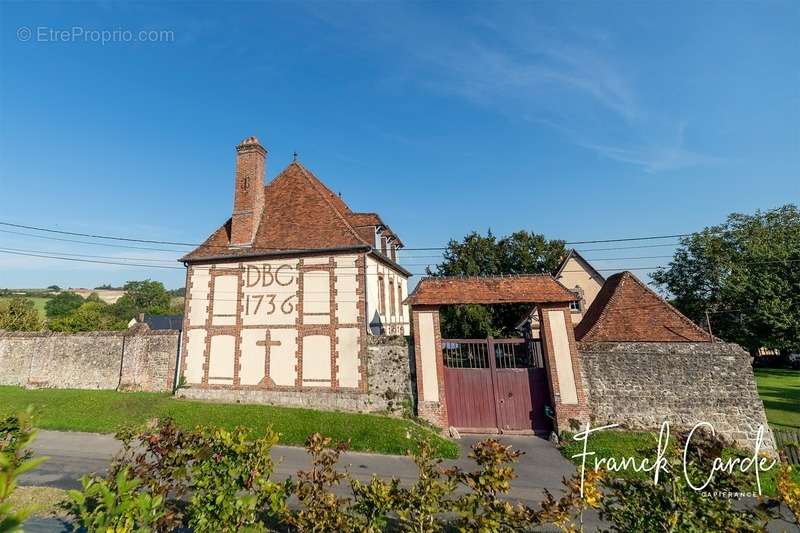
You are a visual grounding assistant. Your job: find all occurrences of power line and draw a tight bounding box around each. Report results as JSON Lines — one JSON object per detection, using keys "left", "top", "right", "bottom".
{"left": 5, "top": 220, "right": 790, "bottom": 253}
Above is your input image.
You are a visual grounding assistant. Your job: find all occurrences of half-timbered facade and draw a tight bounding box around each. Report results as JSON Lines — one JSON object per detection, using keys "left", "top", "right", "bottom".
{"left": 179, "top": 136, "right": 410, "bottom": 397}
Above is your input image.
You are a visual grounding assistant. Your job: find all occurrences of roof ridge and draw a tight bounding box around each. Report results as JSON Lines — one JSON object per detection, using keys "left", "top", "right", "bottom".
{"left": 620, "top": 271, "right": 711, "bottom": 339}
{"left": 577, "top": 272, "right": 625, "bottom": 340}
{"left": 292, "top": 162, "right": 371, "bottom": 248}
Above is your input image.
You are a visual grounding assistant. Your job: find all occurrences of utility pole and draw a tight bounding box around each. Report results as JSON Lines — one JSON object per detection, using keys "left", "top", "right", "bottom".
{"left": 705, "top": 309, "right": 715, "bottom": 343}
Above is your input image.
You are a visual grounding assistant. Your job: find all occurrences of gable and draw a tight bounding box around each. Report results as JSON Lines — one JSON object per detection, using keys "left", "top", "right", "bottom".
{"left": 575, "top": 271, "right": 711, "bottom": 342}
{"left": 182, "top": 162, "right": 374, "bottom": 261}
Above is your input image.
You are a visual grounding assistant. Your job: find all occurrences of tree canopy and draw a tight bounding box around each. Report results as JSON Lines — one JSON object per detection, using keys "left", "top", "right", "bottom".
{"left": 427, "top": 230, "right": 566, "bottom": 338}
{"left": 44, "top": 291, "right": 84, "bottom": 318}
{"left": 0, "top": 298, "right": 43, "bottom": 331}
{"left": 652, "top": 204, "right": 800, "bottom": 354}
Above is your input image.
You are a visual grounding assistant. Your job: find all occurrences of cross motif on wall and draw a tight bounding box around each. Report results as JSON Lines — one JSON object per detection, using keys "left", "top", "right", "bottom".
{"left": 256, "top": 329, "right": 282, "bottom": 385}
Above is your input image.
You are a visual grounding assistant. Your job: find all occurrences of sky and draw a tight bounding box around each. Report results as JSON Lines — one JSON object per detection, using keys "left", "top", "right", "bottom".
{"left": 0, "top": 0, "right": 798, "bottom": 290}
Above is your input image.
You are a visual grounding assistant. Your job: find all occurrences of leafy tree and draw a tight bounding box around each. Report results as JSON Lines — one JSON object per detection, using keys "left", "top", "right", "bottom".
{"left": 428, "top": 230, "right": 566, "bottom": 337}
{"left": 48, "top": 301, "right": 125, "bottom": 332}
{"left": 44, "top": 291, "right": 84, "bottom": 318}
{"left": 46, "top": 284, "right": 61, "bottom": 291}
{"left": 112, "top": 280, "right": 172, "bottom": 320}
{"left": 0, "top": 298, "right": 43, "bottom": 331}
{"left": 652, "top": 204, "right": 800, "bottom": 354}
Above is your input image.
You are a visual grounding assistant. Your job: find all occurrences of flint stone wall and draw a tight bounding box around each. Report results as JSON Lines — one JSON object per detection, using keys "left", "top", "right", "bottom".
{"left": 0, "top": 327, "right": 178, "bottom": 392}
{"left": 179, "top": 335, "right": 413, "bottom": 414}
{"left": 579, "top": 341, "right": 774, "bottom": 449}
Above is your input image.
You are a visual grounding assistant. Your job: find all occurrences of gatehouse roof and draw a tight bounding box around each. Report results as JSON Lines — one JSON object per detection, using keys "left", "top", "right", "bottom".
{"left": 404, "top": 274, "right": 578, "bottom": 306}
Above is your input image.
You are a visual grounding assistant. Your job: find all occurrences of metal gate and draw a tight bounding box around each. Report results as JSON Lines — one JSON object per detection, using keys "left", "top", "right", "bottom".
{"left": 442, "top": 338, "right": 550, "bottom": 434}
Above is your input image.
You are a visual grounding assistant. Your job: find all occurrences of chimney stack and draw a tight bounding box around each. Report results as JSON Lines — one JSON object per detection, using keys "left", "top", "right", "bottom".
{"left": 231, "top": 136, "right": 266, "bottom": 246}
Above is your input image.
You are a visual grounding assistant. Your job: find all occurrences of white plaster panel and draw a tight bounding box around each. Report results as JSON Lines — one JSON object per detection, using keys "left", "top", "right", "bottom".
{"left": 184, "top": 328, "right": 206, "bottom": 384}
{"left": 188, "top": 268, "right": 211, "bottom": 327}
{"left": 547, "top": 310, "right": 578, "bottom": 404}
{"left": 303, "top": 257, "right": 330, "bottom": 266}
{"left": 241, "top": 259, "right": 299, "bottom": 327}
{"left": 336, "top": 327, "right": 360, "bottom": 388}
{"left": 303, "top": 270, "right": 330, "bottom": 324}
{"left": 302, "top": 335, "right": 331, "bottom": 386}
{"left": 211, "top": 275, "right": 238, "bottom": 326}
{"left": 239, "top": 328, "right": 267, "bottom": 386}
{"left": 269, "top": 328, "right": 298, "bottom": 386}
{"left": 208, "top": 334, "right": 235, "bottom": 385}
{"left": 335, "top": 255, "right": 359, "bottom": 324}
{"left": 418, "top": 311, "right": 439, "bottom": 402}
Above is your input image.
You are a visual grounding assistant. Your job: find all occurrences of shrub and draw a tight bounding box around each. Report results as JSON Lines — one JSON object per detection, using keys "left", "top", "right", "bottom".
{"left": 0, "top": 298, "right": 42, "bottom": 331}
{"left": 282, "top": 433, "right": 353, "bottom": 531}
{"left": 66, "top": 467, "right": 167, "bottom": 532}
{"left": 0, "top": 410, "right": 47, "bottom": 531}
{"left": 446, "top": 439, "right": 529, "bottom": 531}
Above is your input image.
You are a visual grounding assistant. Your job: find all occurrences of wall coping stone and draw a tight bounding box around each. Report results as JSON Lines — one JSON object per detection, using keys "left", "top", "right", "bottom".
{"left": 0, "top": 328, "right": 180, "bottom": 338}
{"left": 578, "top": 341, "right": 748, "bottom": 357}
{"left": 367, "top": 335, "right": 410, "bottom": 346}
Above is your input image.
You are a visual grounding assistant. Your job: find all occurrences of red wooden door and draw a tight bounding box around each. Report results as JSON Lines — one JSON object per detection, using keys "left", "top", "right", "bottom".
{"left": 441, "top": 338, "right": 550, "bottom": 434}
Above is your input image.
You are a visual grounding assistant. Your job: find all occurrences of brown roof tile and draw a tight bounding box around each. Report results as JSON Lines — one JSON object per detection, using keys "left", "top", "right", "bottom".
{"left": 574, "top": 271, "right": 711, "bottom": 342}
{"left": 404, "top": 275, "right": 578, "bottom": 306}
{"left": 183, "top": 161, "right": 401, "bottom": 261}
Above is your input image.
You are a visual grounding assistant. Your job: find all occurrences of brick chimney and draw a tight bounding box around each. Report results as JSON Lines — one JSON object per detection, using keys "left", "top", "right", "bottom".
{"left": 230, "top": 136, "right": 266, "bottom": 246}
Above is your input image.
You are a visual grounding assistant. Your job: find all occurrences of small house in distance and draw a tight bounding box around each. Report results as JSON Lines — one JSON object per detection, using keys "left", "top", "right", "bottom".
{"left": 517, "top": 249, "right": 605, "bottom": 338}
{"left": 178, "top": 136, "right": 410, "bottom": 408}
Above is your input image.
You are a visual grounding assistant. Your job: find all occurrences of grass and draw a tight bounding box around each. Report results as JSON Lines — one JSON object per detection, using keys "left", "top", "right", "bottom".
{"left": 7, "top": 486, "right": 69, "bottom": 518}
{"left": 754, "top": 368, "right": 800, "bottom": 429}
{"left": 558, "top": 369, "right": 800, "bottom": 497}
{"left": 0, "top": 386, "right": 459, "bottom": 458}
{"left": 0, "top": 296, "right": 50, "bottom": 319}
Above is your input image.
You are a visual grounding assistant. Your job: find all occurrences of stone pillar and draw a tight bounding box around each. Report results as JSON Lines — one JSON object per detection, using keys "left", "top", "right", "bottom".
{"left": 538, "top": 303, "right": 590, "bottom": 432}
{"left": 411, "top": 305, "right": 448, "bottom": 427}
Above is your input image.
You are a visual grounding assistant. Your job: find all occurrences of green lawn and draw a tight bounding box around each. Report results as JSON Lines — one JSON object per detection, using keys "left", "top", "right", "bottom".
{"left": 0, "top": 296, "right": 50, "bottom": 319}
{"left": 755, "top": 368, "right": 800, "bottom": 429}
{"left": 0, "top": 386, "right": 458, "bottom": 458}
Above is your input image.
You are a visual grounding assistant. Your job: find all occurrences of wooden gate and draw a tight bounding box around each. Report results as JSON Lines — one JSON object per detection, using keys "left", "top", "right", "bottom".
{"left": 442, "top": 338, "right": 550, "bottom": 434}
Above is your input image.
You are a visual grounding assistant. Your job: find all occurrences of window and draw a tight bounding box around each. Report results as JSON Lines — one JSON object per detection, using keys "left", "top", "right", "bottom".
{"left": 397, "top": 282, "right": 403, "bottom": 319}
{"left": 377, "top": 275, "right": 386, "bottom": 315}
{"left": 389, "top": 279, "right": 396, "bottom": 317}
{"left": 569, "top": 287, "right": 583, "bottom": 313}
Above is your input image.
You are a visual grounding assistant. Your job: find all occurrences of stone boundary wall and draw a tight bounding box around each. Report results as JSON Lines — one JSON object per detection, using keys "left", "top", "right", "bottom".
{"left": 179, "top": 335, "right": 413, "bottom": 414}
{"left": 578, "top": 341, "right": 774, "bottom": 449}
{"left": 0, "top": 327, "right": 179, "bottom": 392}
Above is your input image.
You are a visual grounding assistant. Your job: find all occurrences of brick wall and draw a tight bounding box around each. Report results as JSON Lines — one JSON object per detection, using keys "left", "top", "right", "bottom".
{"left": 179, "top": 334, "right": 413, "bottom": 414}
{"left": 0, "top": 328, "right": 178, "bottom": 392}
{"left": 578, "top": 341, "right": 774, "bottom": 449}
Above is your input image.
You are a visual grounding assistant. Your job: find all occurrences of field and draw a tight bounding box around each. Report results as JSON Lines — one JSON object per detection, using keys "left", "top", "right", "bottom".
{"left": 0, "top": 296, "right": 50, "bottom": 319}
{"left": 754, "top": 368, "right": 800, "bottom": 429}
{"left": 0, "top": 386, "right": 459, "bottom": 458}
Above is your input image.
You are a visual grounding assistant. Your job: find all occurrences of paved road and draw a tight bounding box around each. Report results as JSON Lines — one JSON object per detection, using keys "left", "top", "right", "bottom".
{"left": 22, "top": 430, "right": 575, "bottom": 504}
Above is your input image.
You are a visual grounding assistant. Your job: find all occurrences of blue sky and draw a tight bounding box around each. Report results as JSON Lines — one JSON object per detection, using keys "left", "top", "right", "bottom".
{"left": 0, "top": 1, "right": 797, "bottom": 290}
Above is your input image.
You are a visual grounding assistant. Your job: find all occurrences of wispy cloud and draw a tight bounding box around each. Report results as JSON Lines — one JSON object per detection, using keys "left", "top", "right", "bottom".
{"left": 306, "top": 3, "right": 718, "bottom": 173}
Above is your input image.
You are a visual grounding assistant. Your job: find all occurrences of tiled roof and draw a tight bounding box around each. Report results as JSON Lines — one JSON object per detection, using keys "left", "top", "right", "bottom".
{"left": 574, "top": 271, "right": 711, "bottom": 342}
{"left": 404, "top": 275, "right": 578, "bottom": 306}
{"left": 183, "top": 161, "right": 398, "bottom": 261}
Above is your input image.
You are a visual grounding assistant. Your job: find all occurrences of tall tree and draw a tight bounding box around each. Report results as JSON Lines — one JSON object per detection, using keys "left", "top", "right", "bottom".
{"left": 44, "top": 291, "right": 84, "bottom": 318}
{"left": 112, "top": 280, "right": 172, "bottom": 320}
{"left": 652, "top": 204, "right": 800, "bottom": 354}
{"left": 428, "top": 230, "right": 566, "bottom": 337}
